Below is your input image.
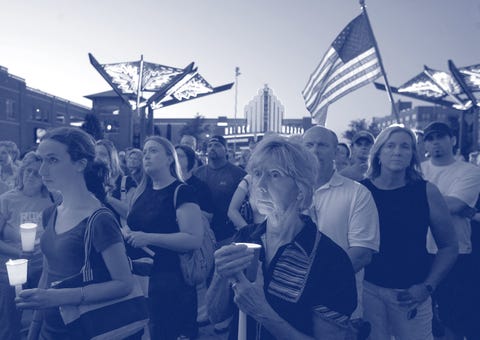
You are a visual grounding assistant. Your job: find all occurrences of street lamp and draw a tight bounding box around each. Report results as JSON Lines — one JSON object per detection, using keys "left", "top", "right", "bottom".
{"left": 234, "top": 67, "right": 241, "bottom": 155}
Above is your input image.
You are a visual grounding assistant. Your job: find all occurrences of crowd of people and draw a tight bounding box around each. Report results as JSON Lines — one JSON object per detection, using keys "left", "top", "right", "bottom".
{"left": 0, "top": 121, "right": 479, "bottom": 340}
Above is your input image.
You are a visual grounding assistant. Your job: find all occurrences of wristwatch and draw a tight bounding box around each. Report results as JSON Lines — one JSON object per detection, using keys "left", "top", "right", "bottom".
{"left": 425, "top": 283, "right": 434, "bottom": 295}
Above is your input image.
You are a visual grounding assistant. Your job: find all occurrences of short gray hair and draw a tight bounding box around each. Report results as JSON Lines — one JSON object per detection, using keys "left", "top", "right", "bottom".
{"left": 247, "top": 136, "right": 318, "bottom": 211}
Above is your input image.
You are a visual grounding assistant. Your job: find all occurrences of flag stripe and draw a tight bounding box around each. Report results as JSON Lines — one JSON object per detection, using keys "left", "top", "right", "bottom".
{"left": 302, "top": 13, "right": 383, "bottom": 125}
{"left": 318, "top": 59, "right": 381, "bottom": 105}
{"left": 322, "top": 48, "right": 378, "bottom": 92}
{"left": 305, "top": 49, "right": 378, "bottom": 109}
{"left": 311, "top": 67, "right": 382, "bottom": 116}
{"left": 302, "top": 48, "right": 336, "bottom": 99}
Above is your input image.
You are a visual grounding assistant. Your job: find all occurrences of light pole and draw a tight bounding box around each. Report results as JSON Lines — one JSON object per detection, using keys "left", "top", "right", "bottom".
{"left": 234, "top": 67, "right": 240, "bottom": 156}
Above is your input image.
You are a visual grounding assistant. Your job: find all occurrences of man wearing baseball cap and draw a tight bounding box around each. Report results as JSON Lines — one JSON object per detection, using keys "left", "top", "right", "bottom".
{"left": 195, "top": 135, "right": 246, "bottom": 243}
{"left": 340, "top": 131, "right": 375, "bottom": 182}
{"left": 422, "top": 121, "right": 480, "bottom": 338}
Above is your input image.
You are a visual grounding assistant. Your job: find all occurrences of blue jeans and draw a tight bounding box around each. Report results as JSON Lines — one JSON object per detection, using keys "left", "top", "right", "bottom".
{"left": 363, "top": 281, "right": 433, "bottom": 340}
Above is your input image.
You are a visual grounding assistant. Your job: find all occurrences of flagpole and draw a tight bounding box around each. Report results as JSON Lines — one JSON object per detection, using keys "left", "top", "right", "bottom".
{"left": 359, "top": 0, "right": 400, "bottom": 123}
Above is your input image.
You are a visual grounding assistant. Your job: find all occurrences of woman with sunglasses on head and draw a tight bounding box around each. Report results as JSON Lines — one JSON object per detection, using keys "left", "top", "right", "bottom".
{"left": 126, "top": 136, "right": 203, "bottom": 340}
{"left": 0, "top": 151, "right": 57, "bottom": 340}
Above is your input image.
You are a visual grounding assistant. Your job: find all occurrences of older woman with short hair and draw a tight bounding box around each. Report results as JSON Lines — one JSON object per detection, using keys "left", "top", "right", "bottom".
{"left": 207, "top": 136, "right": 357, "bottom": 340}
{"left": 361, "top": 125, "right": 458, "bottom": 340}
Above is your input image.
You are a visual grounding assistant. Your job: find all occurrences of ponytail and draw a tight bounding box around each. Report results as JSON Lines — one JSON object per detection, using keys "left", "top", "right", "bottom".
{"left": 84, "top": 159, "right": 109, "bottom": 203}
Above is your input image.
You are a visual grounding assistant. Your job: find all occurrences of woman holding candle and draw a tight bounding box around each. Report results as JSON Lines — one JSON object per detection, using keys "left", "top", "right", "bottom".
{"left": 207, "top": 136, "right": 357, "bottom": 339}
{"left": 0, "top": 151, "right": 56, "bottom": 340}
{"left": 15, "top": 127, "right": 138, "bottom": 340}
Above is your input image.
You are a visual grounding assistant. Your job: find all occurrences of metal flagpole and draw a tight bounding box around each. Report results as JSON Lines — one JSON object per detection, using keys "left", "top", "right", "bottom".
{"left": 360, "top": 0, "right": 400, "bottom": 123}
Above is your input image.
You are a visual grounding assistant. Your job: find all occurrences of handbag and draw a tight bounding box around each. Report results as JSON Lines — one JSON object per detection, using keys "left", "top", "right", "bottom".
{"left": 239, "top": 196, "right": 254, "bottom": 225}
{"left": 174, "top": 184, "right": 216, "bottom": 286}
{"left": 51, "top": 207, "right": 149, "bottom": 340}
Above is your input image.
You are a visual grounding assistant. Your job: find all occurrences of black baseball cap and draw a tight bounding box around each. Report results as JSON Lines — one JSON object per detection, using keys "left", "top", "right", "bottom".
{"left": 423, "top": 122, "right": 453, "bottom": 140}
{"left": 208, "top": 135, "right": 227, "bottom": 149}
{"left": 352, "top": 131, "right": 375, "bottom": 145}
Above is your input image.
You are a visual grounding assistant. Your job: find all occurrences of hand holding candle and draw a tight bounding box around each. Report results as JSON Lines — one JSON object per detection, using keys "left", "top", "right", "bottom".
{"left": 233, "top": 243, "right": 262, "bottom": 340}
{"left": 233, "top": 242, "right": 261, "bottom": 282}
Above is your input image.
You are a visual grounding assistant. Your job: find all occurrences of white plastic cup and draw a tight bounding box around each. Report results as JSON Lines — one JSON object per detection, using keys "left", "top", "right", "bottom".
{"left": 5, "top": 259, "right": 28, "bottom": 286}
{"left": 234, "top": 242, "right": 262, "bottom": 282}
{"left": 20, "top": 223, "right": 37, "bottom": 252}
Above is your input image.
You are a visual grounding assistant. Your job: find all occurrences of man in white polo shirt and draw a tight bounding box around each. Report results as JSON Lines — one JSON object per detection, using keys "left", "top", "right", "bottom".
{"left": 302, "top": 126, "right": 380, "bottom": 335}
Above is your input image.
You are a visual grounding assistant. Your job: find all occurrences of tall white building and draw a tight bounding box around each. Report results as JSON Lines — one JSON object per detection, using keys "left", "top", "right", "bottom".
{"left": 244, "top": 84, "right": 284, "bottom": 133}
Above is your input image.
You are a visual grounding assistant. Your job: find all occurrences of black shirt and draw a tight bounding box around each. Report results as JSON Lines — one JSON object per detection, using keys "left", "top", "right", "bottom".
{"left": 362, "top": 179, "right": 431, "bottom": 288}
{"left": 127, "top": 180, "right": 198, "bottom": 273}
{"left": 186, "top": 175, "right": 213, "bottom": 214}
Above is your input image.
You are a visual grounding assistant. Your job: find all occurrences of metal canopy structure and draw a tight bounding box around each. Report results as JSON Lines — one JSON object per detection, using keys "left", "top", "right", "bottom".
{"left": 374, "top": 61, "right": 480, "bottom": 110}
{"left": 88, "top": 53, "right": 234, "bottom": 142}
{"left": 374, "top": 60, "right": 480, "bottom": 152}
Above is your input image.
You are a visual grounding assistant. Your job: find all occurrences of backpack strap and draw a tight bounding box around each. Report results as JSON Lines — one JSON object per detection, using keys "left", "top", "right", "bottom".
{"left": 173, "top": 183, "right": 187, "bottom": 210}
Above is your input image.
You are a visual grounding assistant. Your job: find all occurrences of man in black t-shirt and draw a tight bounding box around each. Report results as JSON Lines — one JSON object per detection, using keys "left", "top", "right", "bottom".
{"left": 195, "top": 135, "right": 246, "bottom": 243}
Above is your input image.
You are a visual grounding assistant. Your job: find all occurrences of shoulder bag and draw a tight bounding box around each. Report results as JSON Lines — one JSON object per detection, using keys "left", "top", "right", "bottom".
{"left": 174, "top": 184, "right": 216, "bottom": 286}
{"left": 51, "top": 207, "right": 149, "bottom": 340}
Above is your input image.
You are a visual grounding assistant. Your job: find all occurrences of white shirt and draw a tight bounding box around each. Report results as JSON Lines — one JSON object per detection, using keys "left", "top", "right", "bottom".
{"left": 310, "top": 171, "right": 380, "bottom": 318}
{"left": 422, "top": 160, "right": 480, "bottom": 254}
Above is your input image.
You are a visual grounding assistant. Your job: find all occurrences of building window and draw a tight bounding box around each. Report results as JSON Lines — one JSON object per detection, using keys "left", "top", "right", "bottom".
{"left": 56, "top": 112, "right": 65, "bottom": 123}
{"left": 6, "top": 99, "right": 16, "bottom": 120}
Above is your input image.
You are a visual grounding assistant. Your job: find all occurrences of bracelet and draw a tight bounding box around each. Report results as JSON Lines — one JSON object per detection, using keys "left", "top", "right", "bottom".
{"left": 80, "top": 287, "right": 86, "bottom": 303}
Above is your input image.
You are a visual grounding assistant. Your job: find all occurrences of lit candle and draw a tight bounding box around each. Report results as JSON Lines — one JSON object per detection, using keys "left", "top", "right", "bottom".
{"left": 20, "top": 223, "right": 37, "bottom": 252}
{"left": 5, "top": 259, "right": 28, "bottom": 296}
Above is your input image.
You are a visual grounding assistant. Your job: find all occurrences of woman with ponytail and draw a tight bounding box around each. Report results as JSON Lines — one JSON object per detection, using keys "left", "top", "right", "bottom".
{"left": 16, "top": 127, "right": 138, "bottom": 339}
{"left": 126, "top": 136, "right": 203, "bottom": 340}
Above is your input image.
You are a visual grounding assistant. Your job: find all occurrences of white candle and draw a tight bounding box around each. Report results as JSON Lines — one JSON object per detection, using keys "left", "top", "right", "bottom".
{"left": 5, "top": 259, "right": 28, "bottom": 286}
{"left": 20, "top": 223, "right": 37, "bottom": 252}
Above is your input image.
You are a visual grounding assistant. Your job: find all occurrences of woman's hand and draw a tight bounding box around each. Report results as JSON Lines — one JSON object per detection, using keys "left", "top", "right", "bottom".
{"left": 232, "top": 266, "right": 273, "bottom": 321}
{"left": 125, "top": 231, "right": 150, "bottom": 248}
{"left": 214, "top": 243, "right": 255, "bottom": 281}
{"left": 15, "top": 288, "right": 57, "bottom": 310}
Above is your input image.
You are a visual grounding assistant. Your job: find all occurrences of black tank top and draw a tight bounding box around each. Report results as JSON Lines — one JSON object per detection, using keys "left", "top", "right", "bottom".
{"left": 362, "top": 179, "right": 431, "bottom": 289}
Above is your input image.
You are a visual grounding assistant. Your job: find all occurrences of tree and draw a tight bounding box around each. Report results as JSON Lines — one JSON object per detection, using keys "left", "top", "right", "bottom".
{"left": 82, "top": 113, "right": 104, "bottom": 140}
{"left": 342, "top": 118, "right": 380, "bottom": 143}
{"left": 179, "top": 113, "right": 208, "bottom": 142}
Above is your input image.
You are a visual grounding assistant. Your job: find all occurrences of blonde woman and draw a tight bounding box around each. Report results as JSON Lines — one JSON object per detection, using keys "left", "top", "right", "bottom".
{"left": 125, "top": 136, "right": 203, "bottom": 340}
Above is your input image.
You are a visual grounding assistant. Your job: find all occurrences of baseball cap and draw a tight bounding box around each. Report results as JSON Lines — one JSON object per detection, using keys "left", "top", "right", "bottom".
{"left": 423, "top": 122, "right": 453, "bottom": 140}
{"left": 352, "top": 131, "right": 375, "bottom": 145}
{"left": 208, "top": 135, "right": 227, "bottom": 149}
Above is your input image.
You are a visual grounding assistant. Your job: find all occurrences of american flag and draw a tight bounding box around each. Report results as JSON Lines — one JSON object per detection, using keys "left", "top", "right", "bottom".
{"left": 302, "top": 13, "right": 382, "bottom": 125}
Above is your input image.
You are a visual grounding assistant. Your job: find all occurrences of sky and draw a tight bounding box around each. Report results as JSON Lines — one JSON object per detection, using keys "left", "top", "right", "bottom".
{"left": 1, "top": 0, "right": 479, "bottom": 137}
